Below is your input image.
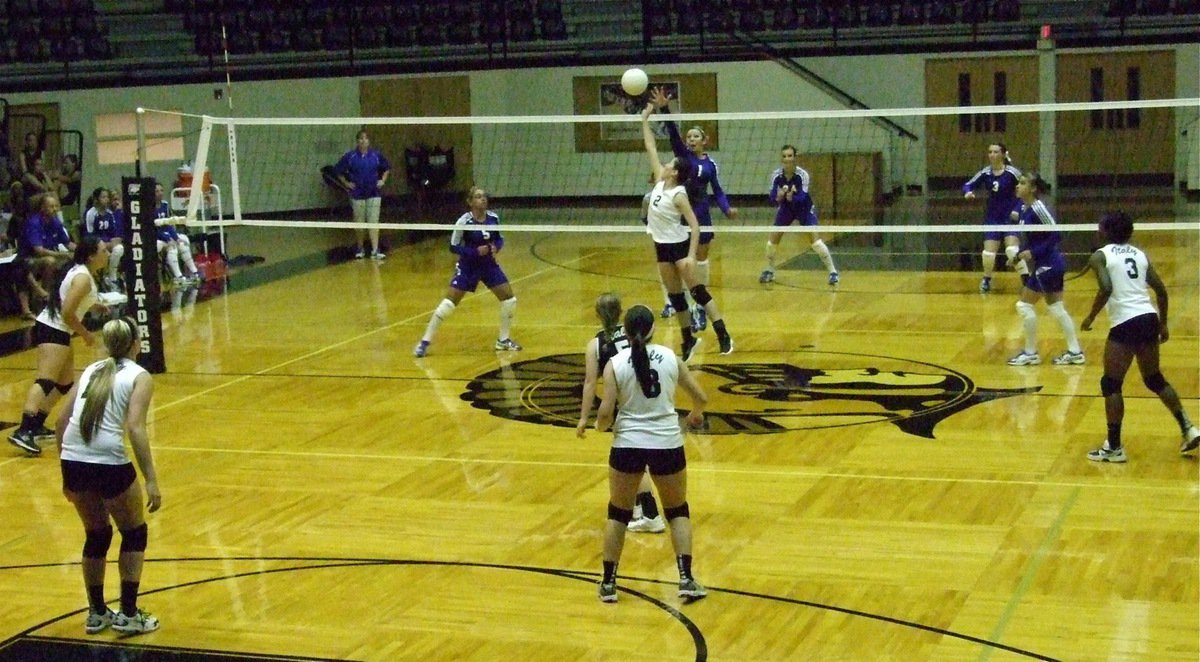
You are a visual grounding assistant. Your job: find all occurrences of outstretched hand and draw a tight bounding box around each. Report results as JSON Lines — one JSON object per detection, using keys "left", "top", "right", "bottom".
{"left": 649, "top": 86, "right": 671, "bottom": 109}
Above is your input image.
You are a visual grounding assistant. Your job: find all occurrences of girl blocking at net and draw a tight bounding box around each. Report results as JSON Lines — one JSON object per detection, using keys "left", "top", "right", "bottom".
{"left": 648, "top": 86, "right": 737, "bottom": 330}
{"left": 1004, "top": 172, "right": 1085, "bottom": 367}
{"left": 639, "top": 93, "right": 733, "bottom": 360}
{"left": 414, "top": 186, "right": 520, "bottom": 358}
{"left": 594, "top": 304, "right": 708, "bottom": 604}
{"left": 1079, "top": 212, "right": 1200, "bottom": 463}
{"left": 761, "top": 144, "right": 839, "bottom": 286}
{"left": 962, "top": 142, "right": 1021, "bottom": 294}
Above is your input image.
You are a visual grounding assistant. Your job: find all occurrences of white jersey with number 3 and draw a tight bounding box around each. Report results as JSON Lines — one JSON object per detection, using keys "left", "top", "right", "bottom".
{"left": 611, "top": 343, "right": 682, "bottom": 450}
{"left": 1101, "top": 243, "right": 1158, "bottom": 327}
{"left": 645, "top": 181, "right": 689, "bottom": 245}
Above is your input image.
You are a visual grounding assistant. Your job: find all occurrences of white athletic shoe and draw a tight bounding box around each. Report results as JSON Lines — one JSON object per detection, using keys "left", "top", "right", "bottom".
{"left": 111, "top": 609, "right": 160, "bottom": 634}
{"left": 627, "top": 515, "right": 666, "bottom": 533}
{"left": 1007, "top": 351, "right": 1041, "bottom": 366}
{"left": 1087, "top": 442, "right": 1127, "bottom": 463}
{"left": 1052, "top": 351, "right": 1086, "bottom": 365}
{"left": 1182, "top": 426, "right": 1200, "bottom": 455}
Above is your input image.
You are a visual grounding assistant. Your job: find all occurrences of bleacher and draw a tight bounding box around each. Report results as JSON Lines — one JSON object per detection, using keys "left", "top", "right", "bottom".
{"left": 0, "top": 0, "right": 1197, "bottom": 92}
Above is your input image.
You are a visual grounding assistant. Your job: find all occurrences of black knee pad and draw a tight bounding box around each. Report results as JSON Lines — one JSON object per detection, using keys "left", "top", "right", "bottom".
{"left": 689, "top": 285, "right": 712, "bottom": 306}
{"left": 35, "top": 379, "right": 55, "bottom": 396}
{"left": 1100, "top": 375, "right": 1123, "bottom": 396}
{"left": 119, "top": 523, "right": 148, "bottom": 553}
{"left": 664, "top": 502, "right": 690, "bottom": 521}
{"left": 55, "top": 381, "right": 73, "bottom": 395}
{"left": 608, "top": 503, "right": 633, "bottom": 524}
{"left": 1143, "top": 372, "right": 1168, "bottom": 394}
{"left": 667, "top": 292, "right": 688, "bottom": 312}
{"left": 83, "top": 525, "right": 113, "bottom": 559}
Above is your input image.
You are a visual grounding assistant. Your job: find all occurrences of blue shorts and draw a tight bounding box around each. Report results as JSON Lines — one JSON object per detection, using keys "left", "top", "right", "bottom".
{"left": 697, "top": 218, "right": 714, "bottom": 245}
{"left": 450, "top": 261, "right": 508, "bottom": 292}
{"left": 984, "top": 220, "right": 1018, "bottom": 242}
{"left": 773, "top": 208, "right": 818, "bottom": 227}
{"left": 1021, "top": 264, "right": 1065, "bottom": 294}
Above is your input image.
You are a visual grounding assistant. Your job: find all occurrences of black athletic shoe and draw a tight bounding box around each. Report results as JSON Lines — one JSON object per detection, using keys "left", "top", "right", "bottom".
{"left": 8, "top": 430, "right": 40, "bottom": 455}
{"left": 718, "top": 334, "right": 733, "bottom": 355}
{"left": 681, "top": 337, "right": 702, "bottom": 363}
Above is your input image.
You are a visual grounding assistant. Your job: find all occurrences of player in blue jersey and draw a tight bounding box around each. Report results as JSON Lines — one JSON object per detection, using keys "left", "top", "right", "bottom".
{"left": 649, "top": 87, "right": 738, "bottom": 329}
{"left": 83, "top": 187, "right": 125, "bottom": 288}
{"left": 414, "top": 186, "right": 520, "bottom": 357}
{"left": 1004, "top": 173, "right": 1084, "bottom": 367}
{"left": 152, "top": 183, "right": 200, "bottom": 285}
{"left": 963, "top": 143, "right": 1021, "bottom": 293}
{"left": 576, "top": 293, "right": 665, "bottom": 533}
{"left": 761, "top": 145, "right": 839, "bottom": 286}
{"left": 335, "top": 129, "right": 391, "bottom": 260}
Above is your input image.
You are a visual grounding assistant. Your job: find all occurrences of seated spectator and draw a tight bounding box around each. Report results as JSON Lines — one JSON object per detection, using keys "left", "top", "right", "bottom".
{"left": 1, "top": 181, "right": 37, "bottom": 319}
{"left": 83, "top": 187, "right": 125, "bottom": 288}
{"left": 19, "top": 193, "right": 74, "bottom": 317}
{"left": 56, "top": 154, "right": 82, "bottom": 208}
{"left": 17, "top": 132, "right": 42, "bottom": 179}
{"left": 22, "top": 157, "right": 57, "bottom": 197}
{"left": 153, "top": 183, "right": 201, "bottom": 285}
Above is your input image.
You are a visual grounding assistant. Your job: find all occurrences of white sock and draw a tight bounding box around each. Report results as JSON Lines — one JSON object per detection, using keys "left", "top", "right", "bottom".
{"left": 107, "top": 243, "right": 124, "bottom": 281}
{"left": 165, "top": 245, "right": 183, "bottom": 279}
{"left": 423, "top": 298, "right": 455, "bottom": 343}
{"left": 982, "top": 251, "right": 997, "bottom": 277}
{"left": 765, "top": 241, "right": 776, "bottom": 271}
{"left": 695, "top": 260, "right": 710, "bottom": 287}
{"left": 1048, "top": 301, "right": 1081, "bottom": 353}
{"left": 1016, "top": 301, "right": 1038, "bottom": 354}
{"left": 499, "top": 297, "right": 517, "bottom": 340}
{"left": 178, "top": 236, "right": 197, "bottom": 275}
{"left": 812, "top": 239, "right": 836, "bottom": 273}
{"left": 1005, "top": 245, "right": 1019, "bottom": 264}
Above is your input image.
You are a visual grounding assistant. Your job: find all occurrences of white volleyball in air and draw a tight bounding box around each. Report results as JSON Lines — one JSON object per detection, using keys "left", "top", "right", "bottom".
{"left": 621, "top": 68, "right": 649, "bottom": 96}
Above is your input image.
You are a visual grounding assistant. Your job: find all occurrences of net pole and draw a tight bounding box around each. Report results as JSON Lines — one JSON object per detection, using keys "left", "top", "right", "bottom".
{"left": 188, "top": 115, "right": 213, "bottom": 245}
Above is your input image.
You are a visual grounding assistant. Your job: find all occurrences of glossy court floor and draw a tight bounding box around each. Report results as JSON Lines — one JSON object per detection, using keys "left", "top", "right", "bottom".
{"left": 0, "top": 209, "right": 1195, "bottom": 661}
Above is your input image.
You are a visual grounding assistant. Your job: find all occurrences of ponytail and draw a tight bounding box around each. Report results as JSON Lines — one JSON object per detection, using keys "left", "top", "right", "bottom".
{"left": 594, "top": 292, "right": 622, "bottom": 342}
{"left": 78, "top": 358, "right": 119, "bottom": 443}
{"left": 79, "top": 317, "right": 138, "bottom": 443}
{"left": 622, "top": 305, "right": 656, "bottom": 398}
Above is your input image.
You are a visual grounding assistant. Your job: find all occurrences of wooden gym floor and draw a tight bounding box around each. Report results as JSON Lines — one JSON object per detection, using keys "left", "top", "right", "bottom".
{"left": 0, "top": 215, "right": 1195, "bottom": 661}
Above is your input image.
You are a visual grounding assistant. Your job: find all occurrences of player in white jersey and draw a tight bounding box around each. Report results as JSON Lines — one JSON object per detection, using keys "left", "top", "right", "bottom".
{"left": 8, "top": 237, "right": 110, "bottom": 456}
{"left": 1080, "top": 212, "right": 1200, "bottom": 462}
{"left": 57, "top": 317, "right": 161, "bottom": 634}
{"left": 639, "top": 95, "right": 734, "bottom": 360}
{"left": 576, "top": 293, "right": 663, "bottom": 533}
{"left": 594, "top": 304, "right": 707, "bottom": 604}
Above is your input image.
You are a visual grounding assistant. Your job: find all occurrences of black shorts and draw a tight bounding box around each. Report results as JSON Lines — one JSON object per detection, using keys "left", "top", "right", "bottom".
{"left": 654, "top": 239, "right": 691, "bottom": 264}
{"left": 61, "top": 460, "right": 137, "bottom": 499}
{"left": 609, "top": 446, "right": 687, "bottom": 476}
{"left": 1108, "top": 312, "right": 1160, "bottom": 348}
{"left": 32, "top": 321, "right": 72, "bottom": 347}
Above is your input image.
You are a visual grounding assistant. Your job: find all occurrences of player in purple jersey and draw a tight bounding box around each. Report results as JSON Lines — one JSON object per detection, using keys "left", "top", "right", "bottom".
{"left": 335, "top": 129, "right": 391, "bottom": 260}
{"left": 761, "top": 145, "right": 839, "bottom": 286}
{"left": 1003, "top": 173, "right": 1084, "bottom": 367}
{"left": 963, "top": 143, "right": 1021, "bottom": 294}
{"left": 414, "top": 186, "right": 520, "bottom": 357}
{"left": 152, "top": 184, "right": 200, "bottom": 285}
{"left": 648, "top": 87, "right": 738, "bottom": 329}
{"left": 1080, "top": 212, "right": 1200, "bottom": 462}
{"left": 83, "top": 188, "right": 125, "bottom": 287}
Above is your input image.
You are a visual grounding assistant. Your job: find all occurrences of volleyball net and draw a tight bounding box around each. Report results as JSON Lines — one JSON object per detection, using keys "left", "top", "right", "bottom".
{"left": 142, "top": 98, "right": 1199, "bottom": 269}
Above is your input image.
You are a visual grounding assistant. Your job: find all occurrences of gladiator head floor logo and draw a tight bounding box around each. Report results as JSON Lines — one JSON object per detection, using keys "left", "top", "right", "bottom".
{"left": 460, "top": 352, "right": 1039, "bottom": 438}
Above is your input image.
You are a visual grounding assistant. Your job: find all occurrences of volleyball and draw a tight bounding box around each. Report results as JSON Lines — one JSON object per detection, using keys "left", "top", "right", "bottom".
{"left": 621, "top": 68, "right": 649, "bottom": 96}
